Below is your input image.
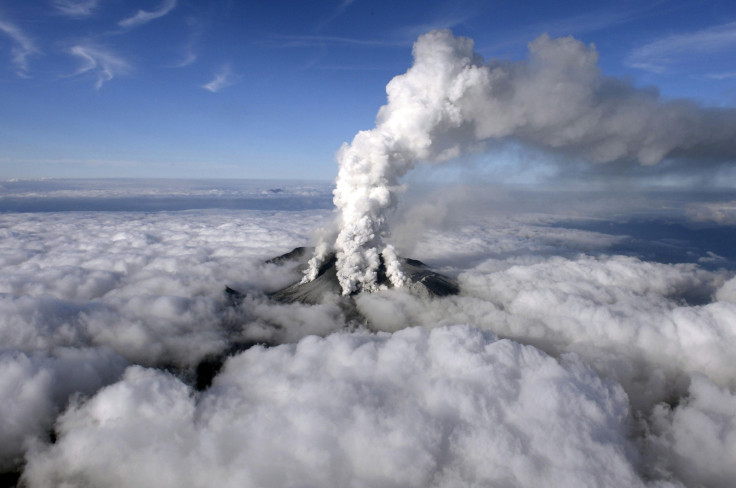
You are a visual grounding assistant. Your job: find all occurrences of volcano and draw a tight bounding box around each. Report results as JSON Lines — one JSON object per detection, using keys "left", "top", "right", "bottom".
{"left": 214, "top": 246, "right": 458, "bottom": 391}
{"left": 267, "top": 247, "right": 459, "bottom": 304}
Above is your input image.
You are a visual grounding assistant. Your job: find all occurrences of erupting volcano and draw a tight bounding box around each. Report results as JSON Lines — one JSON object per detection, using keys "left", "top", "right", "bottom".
{"left": 269, "top": 246, "right": 458, "bottom": 305}
{"left": 295, "top": 29, "right": 736, "bottom": 297}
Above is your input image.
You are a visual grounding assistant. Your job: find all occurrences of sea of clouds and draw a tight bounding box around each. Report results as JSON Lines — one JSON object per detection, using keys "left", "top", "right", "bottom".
{"left": 2, "top": 179, "right": 736, "bottom": 487}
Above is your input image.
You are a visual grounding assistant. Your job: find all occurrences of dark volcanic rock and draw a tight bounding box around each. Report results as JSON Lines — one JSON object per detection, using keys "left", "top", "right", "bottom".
{"left": 265, "top": 246, "right": 309, "bottom": 265}
{"left": 268, "top": 247, "right": 459, "bottom": 305}
{"left": 0, "top": 471, "right": 20, "bottom": 488}
{"left": 220, "top": 248, "right": 459, "bottom": 346}
{"left": 224, "top": 285, "right": 247, "bottom": 306}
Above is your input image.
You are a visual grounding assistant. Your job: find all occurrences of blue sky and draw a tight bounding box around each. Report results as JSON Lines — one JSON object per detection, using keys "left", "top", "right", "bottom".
{"left": 1, "top": 0, "right": 735, "bottom": 180}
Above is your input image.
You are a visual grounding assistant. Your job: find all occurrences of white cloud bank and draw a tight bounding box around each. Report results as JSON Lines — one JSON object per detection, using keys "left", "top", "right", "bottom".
{"left": 0, "top": 347, "right": 126, "bottom": 472}
{"left": 2, "top": 184, "right": 736, "bottom": 487}
{"left": 23, "top": 326, "right": 649, "bottom": 488}
{"left": 647, "top": 375, "right": 736, "bottom": 488}
{"left": 0, "top": 208, "right": 334, "bottom": 367}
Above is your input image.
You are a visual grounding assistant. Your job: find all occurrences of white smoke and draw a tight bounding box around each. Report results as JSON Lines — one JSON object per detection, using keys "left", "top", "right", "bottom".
{"left": 315, "top": 29, "right": 736, "bottom": 295}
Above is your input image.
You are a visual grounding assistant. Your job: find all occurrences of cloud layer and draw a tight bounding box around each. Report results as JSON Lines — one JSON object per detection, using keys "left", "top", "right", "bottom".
{"left": 23, "top": 326, "right": 646, "bottom": 488}
{"left": 1, "top": 182, "right": 735, "bottom": 487}
{"left": 0, "top": 208, "right": 333, "bottom": 367}
{"left": 0, "top": 347, "right": 127, "bottom": 472}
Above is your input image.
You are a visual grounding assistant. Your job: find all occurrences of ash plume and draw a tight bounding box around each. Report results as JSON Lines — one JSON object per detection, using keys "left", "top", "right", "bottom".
{"left": 310, "top": 29, "right": 736, "bottom": 295}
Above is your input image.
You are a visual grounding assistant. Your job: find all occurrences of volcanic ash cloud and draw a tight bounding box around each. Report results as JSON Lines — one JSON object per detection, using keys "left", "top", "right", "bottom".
{"left": 315, "top": 29, "right": 736, "bottom": 295}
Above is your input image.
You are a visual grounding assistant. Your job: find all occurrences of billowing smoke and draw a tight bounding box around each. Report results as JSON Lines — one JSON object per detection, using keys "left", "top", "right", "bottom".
{"left": 314, "top": 29, "right": 736, "bottom": 295}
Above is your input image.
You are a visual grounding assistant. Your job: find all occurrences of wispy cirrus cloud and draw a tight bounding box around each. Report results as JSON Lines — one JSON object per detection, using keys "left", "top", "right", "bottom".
{"left": 705, "top": 72, "right": 736, "bottom": 80}
{"left": 314, "top": 0, "right": 359, "bottom": 32}
{"left": 52, "top": 0, "right": 99, "bottom": 18}
{"left": 167, "top": 17, "right": 203, "bottom": 68}
{"left": 119, "top": 0, "right": 177, "bottom": 29}
{"left": 262, "top": 34, "right": 406, "bottom": 48}
{"left": 0, "top": 157, "right": 143, "bottom": 168}
{"left": 170, "top": 48, "right": 197, "bottom": 68}
{"left": 67, "top": 44, "right": 131, "bottom": 89}
{"left": 627, "top": 21, "right": 736, "bottom": 73}
{"left": 475, "top": 5, "right": 650, "bottom": 56}
{"left": 0, "top": 18, "right": 39, "bottom": 77}
{"left": 202, "top": 63, "right": 236, "bottom": 93}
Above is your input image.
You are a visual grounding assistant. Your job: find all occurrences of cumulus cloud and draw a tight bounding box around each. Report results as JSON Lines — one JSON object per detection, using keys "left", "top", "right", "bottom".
{"left": 0, "top": 185, "right": 345, "bottom": 473}
{"left": 67, "top": 43, "right": 131, "bottom": 89}
{"left": 716, "top": 275, "right": 736, "bottom": 303}
{"left": 202, "top": 63, "right": 236, "bottom": 93}
{"left": 52, "top": 0, "right": 99, "bottom": 18}
{"left": 0, "top": 18, "right": 39, "bottom": 77}
{"left": 646, "top": 375, "right": 736, "bottom": 488}
{"left": 22, "top": 326, "right": 651, "bottom": 488}
{"left": 0, "top": 347, "right": 126, "bottom": 472}
{"left": 3, "top": 180, "right": 736, "bottom": 485}
{"left": 686, "top": 200, "right": 736, "bottom": 225}
{"left": 118, "top": 0, "right": 178, "bottom": 29}
{"left": 355, "top": 252, "right": 735, "bottom": 409}
{"left": 306, "top": 29, "right": 736, "bottom": 296}
{"left": 0, "top": 208, "right": 334, "bottom": 368}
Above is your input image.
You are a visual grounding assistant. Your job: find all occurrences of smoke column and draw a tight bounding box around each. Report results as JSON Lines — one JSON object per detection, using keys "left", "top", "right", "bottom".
{"left": 308, "top": 29, "right": 736, "bottom": 295}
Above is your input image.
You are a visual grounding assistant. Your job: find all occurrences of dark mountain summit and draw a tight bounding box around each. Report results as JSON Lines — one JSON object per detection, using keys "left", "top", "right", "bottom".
{"left": 267, "top": 246, "right": 459, "bottom": 305}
